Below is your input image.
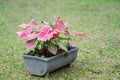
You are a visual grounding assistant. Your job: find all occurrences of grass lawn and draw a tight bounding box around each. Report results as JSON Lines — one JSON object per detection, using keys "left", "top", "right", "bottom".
{"left": 0, "top": 0, "right": 120, "bottom": 80}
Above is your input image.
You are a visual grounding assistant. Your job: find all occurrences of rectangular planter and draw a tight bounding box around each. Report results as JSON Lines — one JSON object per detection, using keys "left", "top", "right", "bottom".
{"left": 23, "top": 47, "right": 78, "bottom": 77}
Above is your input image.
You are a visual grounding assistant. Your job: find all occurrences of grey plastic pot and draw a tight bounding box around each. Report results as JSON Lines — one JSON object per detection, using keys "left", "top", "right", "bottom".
{"left": 22, "top": 47, "right": 78, "bottom": 77}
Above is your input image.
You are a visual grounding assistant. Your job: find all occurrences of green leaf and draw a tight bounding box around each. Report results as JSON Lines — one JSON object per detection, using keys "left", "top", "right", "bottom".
{"left": 58, "top": 42, "right": 68, "bottom": 52}
{"left": 37, "top": 41, "right": 43, "bottom": 49}
{"left": 59, "top": 37, "right": 71, "bottom": 40}
{"left": 48, "top": 43, "right": 57, "bottom": 54}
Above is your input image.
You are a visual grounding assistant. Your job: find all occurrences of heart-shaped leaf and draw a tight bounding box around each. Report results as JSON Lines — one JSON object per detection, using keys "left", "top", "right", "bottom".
{"left": 58, "top": 42, "right": 68, "bottom": 52}
{"left": 48, "top": 44, "right": 57, "bottom": 54}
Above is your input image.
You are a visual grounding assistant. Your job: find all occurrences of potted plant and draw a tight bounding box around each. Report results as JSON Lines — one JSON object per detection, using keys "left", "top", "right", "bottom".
{"left": 17, "top": 16, "right": 90, "bottom": 77}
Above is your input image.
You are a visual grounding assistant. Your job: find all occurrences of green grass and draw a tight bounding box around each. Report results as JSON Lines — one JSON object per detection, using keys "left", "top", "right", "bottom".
{"left": 0, "top": 0, "right": 120, "bottom": 80}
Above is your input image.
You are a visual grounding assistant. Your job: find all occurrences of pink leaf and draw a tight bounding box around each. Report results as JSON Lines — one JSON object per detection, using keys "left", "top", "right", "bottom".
{"left": 37, "top": 26, "right": 53, "bottom": 41}
{"left": 27, "top": 32, "right": 37, "bottom": 40}
{"left": 48, "top": 45, "right": 57, "bottom": 54}
{"left": 69, "top": 41, "right": 77, "bottom": 47}
{"left": 38, "top": 25, "right": 52, "bottom": 32}
{"left": 25, "top": 41, "right": 37, "bottom": 50}
{"left": 74, "top": 32, "right": 92, "bottom": 38}
{"left": 54, "top": 16, "right": 65, "bottom": 29}
{"left": 64, "top": 22, "right": 68, "bottom": 27}
{"left": 54, "top": 16, "right": 60, "bottom": 19}
{"left": 19, "top": 23, "right": 28, "bottom": 28}
{"left": 17, "top": 31, "right": 28, "bottom": 40}
{"left": 17, "top": 27, "right": 34, "bottom": 40}
{"left": 63, "top": 31, "right": 70, "bottom": 37}
{"left": 25, "top": 27, "right": 34, "bottom": 34}
{"left": 28, "top": 20, "right": 37, "bottom": 27}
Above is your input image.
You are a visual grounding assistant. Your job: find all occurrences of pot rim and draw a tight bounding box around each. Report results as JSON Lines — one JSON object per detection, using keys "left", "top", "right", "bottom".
{"left": 23, "top": 47, "right": 78, "bottom": 62}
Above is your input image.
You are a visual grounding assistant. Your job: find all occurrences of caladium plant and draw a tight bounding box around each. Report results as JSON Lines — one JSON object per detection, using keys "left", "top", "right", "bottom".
{"left": 17, "top": 16, "right": 91, "bottom": 57}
